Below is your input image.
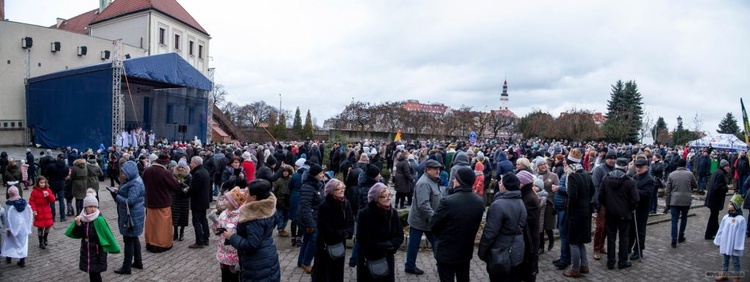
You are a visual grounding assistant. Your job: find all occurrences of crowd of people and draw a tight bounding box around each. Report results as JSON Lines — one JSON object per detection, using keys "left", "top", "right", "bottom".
{"left": 0, "top": 137, "right": 748, "bottom": 281}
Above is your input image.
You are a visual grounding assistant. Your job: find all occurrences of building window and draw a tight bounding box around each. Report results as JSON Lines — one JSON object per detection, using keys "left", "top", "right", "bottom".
{"left": 174, "top": 34, "right": 180, "bottom": 50}
{"left": 159, "top": 28, "right": 166, "bottom": 45}
{"left": 189, "top": 41, "right": 194, "bottom": 55}
{"left": 198, "top": 45, "right": 203, "bottom": 59}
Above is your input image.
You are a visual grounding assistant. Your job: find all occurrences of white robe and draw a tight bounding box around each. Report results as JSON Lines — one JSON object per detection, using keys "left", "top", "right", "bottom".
{"left": 2, "top": 203, "right": 32, "bottom": 258}
{"left": 122, "top": 131, "right": 130, "bottom": 148}
{"left": 714, "top": 214, "right": 747, "bottom": 257}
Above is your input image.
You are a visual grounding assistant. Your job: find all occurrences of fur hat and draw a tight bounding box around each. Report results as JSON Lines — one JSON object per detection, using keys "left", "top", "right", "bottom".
{"left": 501, "top": 173, "right": 521, "bottom": 191}
{"left": 567, "top": 148, "right": 583, "bottom": 163}
{"left": 225, "top": 187, "right": 247, "bottom": 209}
{"left": 516, "top": 170, "right": 535, "bottom": 186}
{"left": 367, "top": 182, "right": 389, "bottom": 203}
{"left": 455, "top": 167, "right": 476, "bottom": 186}
{"left": 83, "top": 188, "right": 98, "bottom": 207}
{"left": 308, "top": 163, "right": 323, "bottom": 177}
{"left": 365, "top": 164, "right": 381, "bottom": 179}
{"left": 325, "top": 179, "right": 344, "bottom": 196}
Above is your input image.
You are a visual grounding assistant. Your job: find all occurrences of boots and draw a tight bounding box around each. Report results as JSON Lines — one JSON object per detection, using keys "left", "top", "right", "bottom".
{"left": 173, "top": 226, "right": 178, "bottom": 241}
{"left": 67, "top": 204, "right": 74, "bottom": 216}
{"left": 178, "top": 227, "right": 185, "bottom": 241}
{"left": 292, "top": 237, "right": 298, "bottom": 247}
{"left": 39, "top": 236, "right": 46, "bottom": 249}
{"left": 43, "top": 233, "right": 49, "bottom": 247}
{"left": 548, "top": 237, "right": 554, "bottom": 251}
{"left": 17, "top": 258, "right": 26, "bottom": 267}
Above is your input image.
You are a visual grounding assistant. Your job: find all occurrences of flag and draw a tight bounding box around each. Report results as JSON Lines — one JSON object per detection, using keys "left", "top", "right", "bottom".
{"left": 394, "top": 129, "right": 402, "bottom": 142}
{"left": 741, "top": 98, "right": 750, "bottom": 151}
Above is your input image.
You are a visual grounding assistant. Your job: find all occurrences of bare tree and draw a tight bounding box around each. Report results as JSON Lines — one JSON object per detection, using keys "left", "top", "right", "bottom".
{"left": 692, "top": 112, "right": 704, "bottom": 132}
{"left": 211, "top": 84, "right": 228, "bottom": 108}
{"left": 237, "top": 101, "right": 276, "bottom": 127}
{"left": 221, "top": 101, "right": 239, "bottom": 124}
{"left": 488, "top": 113, "right": 516, "bottom": 139}
{"left": 639, "top": 109, "right": 653, "bottom": 142}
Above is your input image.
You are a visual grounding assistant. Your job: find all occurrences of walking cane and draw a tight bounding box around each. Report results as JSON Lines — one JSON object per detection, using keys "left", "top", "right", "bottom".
{"left": 633, "top": 210, "right": 642, "bottom": 261}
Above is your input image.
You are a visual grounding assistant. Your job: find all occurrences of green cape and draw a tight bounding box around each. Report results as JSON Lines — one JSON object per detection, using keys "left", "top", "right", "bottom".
{"left": 65, "top": 216, "right": 121, "bottom": 254}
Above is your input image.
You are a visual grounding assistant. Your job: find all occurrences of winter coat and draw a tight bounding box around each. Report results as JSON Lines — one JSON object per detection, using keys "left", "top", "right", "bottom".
{"left": 357, "top": 176, "right": 379, "bottom": 213}
{"left": 449, "top": 151, "right": 471, "bottom": 184}
{"left": 241, "top": 160, "right": 256, "bottom": 182}
{"left": 538, "top": 171, "right": 559, "bottom": 231}
{"left": 272, "top": 176, "right": 291, "bottom": 209}
{"left": 67, "top": 216, "right": 120, "bottom": 274}
{"left": 211, "top": 208, "right": 240, "bottom": 267}
{"left": 705, "top": 168, "right": 729, "bottom": 211}
{"left": 566, "top": 166, "right": 595, "bottom": 244}
{"left": 650, "top": 161, "right": 666, "bottom": 180}
{"left": 634, "top": 172, "right": 655, "bottom": 212}
{"left": 142, "top": 163, "right": 181, "bottom": 208}
{"left": 494, "top": 152, "right": 514, "bottom": 180}
{"left": 256, "top": 164, "right": 283, "bottom": 184}
{"left": 697, "top": 155, "right": 711, "bottom": 176}
{"left": 189, "top": 164, "right": 212, "bottom": 211}
{"left": 221, "top": 166, "right": 245, "bottom": 185}
{"left": 356, "top": 202, "right": 404, "bottom": 282}
{"left": 172, "top": 172, "right": 192, "bottom": 227}
{"left": 429, "top": 185, "right": 484, "bottom": 264}
{"left": 3, "top": 162, "right": 21, "bottom": 184}
{"left": 393, "top": 156, "right": 414, "bottom": 194}
{"left": 47, "top": 160, "right": 69, "bottom": 194}
{"left": 408, "top": 173, "right": 441, "bottom": 231}
{"left": 665, "top": 168, "right": 697, "bottom": 207}
{"left": 29, "top": 186, "right": 56, "bottom": 228}
{"left": 519, "top": 183, "right": 541, "bottom": 279}
{"left": 299, "top": 173, "right": 324, "bottom": 229}
{"left": 345, "top": 167, "right": 362, "bottom": 214}
{"left": 212, "top": 153, "right": 228, "bottom": 184}
{"left": 591, "top": 163, "right": 614, "bottom": 209}
{"left": 229, "top": 194, "right": 280, "bottom": 282}
{"left": 312, "top": 195, "right": 354, "bottom": 282}
{"left": 86, "top": 160, "right": 103, "bottom": 193}
{"left": 477, "top": 190, "right": 527, "bottom": 269}
{"left": 289, "top": 168, "right": 306, "bottom": 221}
{"left": 598, "top": 169, "right": 639, "bottom": 220}
{"left": 308, "top": 146, "right": 323, "bottom": 166}
{"left": 115, "top": 161, "right": 146, "bottom": 237}
{"left": 70, "top": 159, "right": 89, "bottom": 200}
{"left": 26, "top": 152, "right": 36, "bottom": 175}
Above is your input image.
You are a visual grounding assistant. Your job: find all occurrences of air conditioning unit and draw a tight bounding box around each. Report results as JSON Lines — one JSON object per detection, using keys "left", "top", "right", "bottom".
{"left": 101, "top": 50, "right": 110, "bottom": 60}
{"left": 21, "top": 37, "right": 33, "bottom": 49}
{"left": 77, "top": 46, "right": 88, "bottom": 56}
{"left": 51, "top": 42, "right": 61, "bottom": 52}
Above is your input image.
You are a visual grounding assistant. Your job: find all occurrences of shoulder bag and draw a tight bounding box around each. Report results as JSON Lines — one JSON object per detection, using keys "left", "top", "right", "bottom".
{"left": 325, "top": 242, "right": 345, "bottom": 259}
{"left": 124, "top": 201, "right": 135, "bottom": 231}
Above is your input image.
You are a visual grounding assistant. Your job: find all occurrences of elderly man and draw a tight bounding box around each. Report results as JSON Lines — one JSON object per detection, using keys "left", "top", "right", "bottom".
{"left": 405, "top": 159, "right": 443, "bottom": 275}
{"left": 142, "top": 154, "right": 181, "bottom": 253}
{"left": 629, "top": 158, "right": 654, "bottom": 260}
{"left": 599, "top": 158, "right": 639, "bottom": 270}
{"left": 188, "top": 156, "right": 212, "bottom": 249}
{"left": 666, "top": 159, "right": 697, "bottom": 248}
{"left": 704, "top": 159, "right": 730, "bottom": 240}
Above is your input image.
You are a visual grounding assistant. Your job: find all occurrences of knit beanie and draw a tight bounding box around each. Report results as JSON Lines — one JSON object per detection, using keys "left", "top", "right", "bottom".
{"left": 7, "top": 186, "right": 20, "bottom": 201}
{"left": 501, "top": 173, "right": 521, "bottom": 191}
{"left": 516, "top": 170, "right": 535, "bottom": 186}
{"left": 266, "top": 155, "right": 277, "bottom": 167}
{"left": 455, "top": 167, "right": 476, "bottom": 186}
{"left": 242, "top": 151, "right": 252, "bottom": 161}
{"left": 325, "top": 179, "right": 343, "bottom": 196}
{"left": 474, "top": 162, "right": 485, "bottom": 173}
{"left": 83, "top": 188, "right": 98, "bottom": 207}
{"left": 295, "top": 158, "right": 307, "bottom": 168}
{"left": 615, "top": 158, "right": 629, "bottom": 169}
{"left": 365, "top": 164, "right": 380, "bottom": 179}
{"left": 567, "top": 148, "right": 583, "bottom": 163}
{"left": 368, "top": 182, "right": 389, "bottom": 203}
{"left": 308, "top": 163, "right": 323, "bottom": 177}
{"left": 177, "top": 159, "right": 189, "bottom": 168}
{"left": 534, "top": 178, "right": 545, "bottom": 190}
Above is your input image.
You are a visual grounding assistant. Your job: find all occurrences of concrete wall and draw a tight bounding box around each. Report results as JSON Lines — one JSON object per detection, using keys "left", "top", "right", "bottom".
{"left": 0, "top": 20, "right": 146, "bottom": 146}
{"left": 239, "top": 127, "right": 464, "bottom": 143}
{"left": 89, "top": 13, "right": 149, "bottom": 50}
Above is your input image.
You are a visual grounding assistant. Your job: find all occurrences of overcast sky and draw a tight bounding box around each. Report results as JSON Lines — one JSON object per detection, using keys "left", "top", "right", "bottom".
{"left": 7, "top": 0, "right": 750, "bottom": 134}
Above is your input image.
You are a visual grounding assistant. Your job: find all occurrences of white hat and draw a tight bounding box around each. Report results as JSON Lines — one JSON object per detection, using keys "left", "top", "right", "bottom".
{"left": 295, "top": 158, "right": 307, "bottom": 167}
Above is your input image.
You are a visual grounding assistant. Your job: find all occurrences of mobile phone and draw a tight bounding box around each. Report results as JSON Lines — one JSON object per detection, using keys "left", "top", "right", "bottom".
{"left": 105, "top": 186, "right": 115, "bottom": 193}
{"left": 215, "top": 227, "right": 227, "bottom": 236}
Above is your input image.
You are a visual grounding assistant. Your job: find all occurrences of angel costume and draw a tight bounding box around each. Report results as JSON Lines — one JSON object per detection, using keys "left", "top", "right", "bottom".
{"left": 2, "top": 192, "right": 33, "bottom": 259}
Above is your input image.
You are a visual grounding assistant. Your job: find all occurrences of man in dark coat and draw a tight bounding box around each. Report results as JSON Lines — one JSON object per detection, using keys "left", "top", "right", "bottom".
{"left": 26, "top": 149, "right": 37, "bottom": 185}
{"left": 188, "top": 156, "right": 212, "bottom": 248}
{"left": 649, "top": 154, "right": 666, "bottom": 214}
{"left": 255, "top": 155, "right": 284, "bottom": 183}
{"left": 47, "top": 154, "right": 69, "bottom": 222}
{"left": 629, "top": 159, "right": 654, "bottom": 260}
{"left": 39, "top": 149, "right": 53, "bottom": 178}
{"left": 212, "top": 149, "right": 227, "bottom": 197}
{"left": 429, "top": 167, "right": 484, "bottom": 282}
{"left": 696, "top": 150, "right": 712, "bottom": 192}
{"left": 598, "top": 158, "right": 639, "bottom": 270}
{"left": 735, "top": 151, "right": 750, "bottom": 196}
{"left": 704, "top": 159, "right": 730, "bottom": 240}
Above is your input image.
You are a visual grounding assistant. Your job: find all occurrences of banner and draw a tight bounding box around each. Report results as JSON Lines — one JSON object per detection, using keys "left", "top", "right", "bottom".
{"left": 742, "top": 98, "right": 750, "bottom": 152}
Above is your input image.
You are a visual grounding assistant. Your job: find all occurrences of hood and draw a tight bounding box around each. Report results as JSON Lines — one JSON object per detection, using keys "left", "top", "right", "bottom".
{"left": 497, "top": 151, "right": 508, "bottom": 161}
{"left": 238, "top": 193, "right": 277, "bottom": 223}
{"left": 6, "top": 198, "right": 27, "bottom": 213}
{"left": 454, "top": 151, "right": 469, "bottom": 166}
{"left": 121, "top": 161, "right": 140, "bottom": 182}
{"left": 494, "top": 189, "right": 522, "bottom": 200}
{"left": 73, "top": 158, "right": 87, "bottom": 168}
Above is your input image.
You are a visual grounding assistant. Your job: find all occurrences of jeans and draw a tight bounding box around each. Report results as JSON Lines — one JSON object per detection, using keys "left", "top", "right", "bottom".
{"left": 405, "top": 227, "right": 436, "bottom": 270}
{"left": 192, "top": 209, "right": 209, "bottom": 245}
{"left": 298, "top": 230, "right": 317, "bottom": 266}
{"left": 50, "top": 189, "right": 66, "bottom": 221}
{"left": 722, "top": 254, "right": 741, "bottom": 272}
{"left": 606, "top": 215, "right": 630, "bottom": 264}
{"left": 670, "top": 206, "right": 690, "bottom": 242}
{"left": 275, "top": 208, "right": 289, "bottom": 231}
{"left": 738, "top": 175, "right": 748, "bottom": 197}
{"left": 213, "top": 184, "right": 220, "bottom": 197}
{"left": 556, "top": 209, "right": 570, "bottom": 264}
{"left": 569, "top": 243, "right": 588, "bottom": 272}
{"left": 122, "top": 236, "right": 142, "bottom": 271}
{"left": 698, "top": 175, "right": 709, "bottom": 191}
{"left": 437, "top": 261, "right": 470, "bottom": 282}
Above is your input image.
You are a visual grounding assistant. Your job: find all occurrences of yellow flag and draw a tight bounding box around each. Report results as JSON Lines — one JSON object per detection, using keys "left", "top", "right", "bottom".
{"left": 394, "top": 129, "right": 402, "bottom": 141}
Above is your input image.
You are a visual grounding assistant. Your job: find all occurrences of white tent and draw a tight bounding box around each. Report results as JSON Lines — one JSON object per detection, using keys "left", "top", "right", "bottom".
{"left": 688, "top": 132, "right": 748, "bottom": 152}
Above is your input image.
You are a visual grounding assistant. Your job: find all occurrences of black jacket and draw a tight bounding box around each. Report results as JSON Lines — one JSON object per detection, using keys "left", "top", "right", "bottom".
{"left": 312, "top": 195, "right": 354, "bottom": 281}
{"left": 299, "top": 174, "right": 324, "bottom": 228}
{"left": 189, "top": 164, "right": 212, "bottom": 210}
{"left": 429, "top": 185, "right": 485, "bottom": 264}
{"left": 634, "top": 172, "right": 655, "bottom": 205}
{"left": 705, "top": 168, "right": 728, "bottom": 211}
{"left": 598, "top": 169, "right": 639, "bottom": 219}
{"left": 567, "top": 168, "right": 595, "bottom": 244}
{"left": 356, "top": 202, "right": 404, "bottom": 282}
{"left": 256, "top": 165, "right": 283, "bottom": 183}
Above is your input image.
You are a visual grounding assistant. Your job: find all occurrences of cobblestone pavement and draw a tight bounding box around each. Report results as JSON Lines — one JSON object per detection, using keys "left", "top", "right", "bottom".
{"left": 1, "top": 177, "right": 749, "bottom": 281}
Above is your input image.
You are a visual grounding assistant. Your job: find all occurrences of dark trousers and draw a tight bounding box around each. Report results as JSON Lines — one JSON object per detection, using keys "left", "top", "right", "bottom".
{"left": 50, "top": 188, "right": 66, "bottom": 221}
{"left": 122, "top": 236, "right": 143, "bottom": 271}
{"left": 437, "top": 261, "right": 470, "bottom": 282}
{"left": 395, "top": 192, "right": 407, "bottom": 207}
{"left": 670, "top": 206, "right": 690, "bottom": 242}
{"left": 110, "top": 176, "right": 121, "bottom": 188}
{"left": 220, "top": 264, "right": 239, "bottom": 282}
{"left": 606, "top": 214, "right": 630, "bottom": 264}
{"left": 629, "top": 201, "right": 649, "bottom": 254}
{"left": 705, "top": 208, "right": 721, "bottom": 239}
{"left": 76, "top": 199, "right": 84, "bottom": 215}
{"left": 192, "top": 209, "right": 209, "bottom": 244}
{"left": 488, "top": 265, "right": 519, "bottom": 282}
{"left": 649, "top": 182, "right": 660, "bottom": 212}
{"left": 89, "top": 272, "right": 102, "bottom": 282}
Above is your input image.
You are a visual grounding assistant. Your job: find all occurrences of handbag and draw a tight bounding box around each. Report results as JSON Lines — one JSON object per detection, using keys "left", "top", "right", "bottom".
{"left": 366, "top": 257, "right": 389, "bottom": 278}
{"left": 489, "top": 245, "right": 513, "bottom": 273}
{"left": 325, "top": 242, "right": 345, "bottom": 259}
{"left": 124, "top": 201, "right": 135, "bottom": 231}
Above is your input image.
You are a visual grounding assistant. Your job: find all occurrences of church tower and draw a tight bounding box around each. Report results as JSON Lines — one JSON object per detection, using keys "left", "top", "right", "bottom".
{"left": 500, "top": 80, "right": 509, "bottom": 110}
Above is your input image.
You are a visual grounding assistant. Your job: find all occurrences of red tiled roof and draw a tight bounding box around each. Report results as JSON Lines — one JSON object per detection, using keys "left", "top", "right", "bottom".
{"left": 491, "top": 109, "right": 519, "bottom": 119}
{"left": 91, "top": 0, "right": 208, "bottom": 35}
{"left": 51, "top": 9, "right": 99, "bottom": 35}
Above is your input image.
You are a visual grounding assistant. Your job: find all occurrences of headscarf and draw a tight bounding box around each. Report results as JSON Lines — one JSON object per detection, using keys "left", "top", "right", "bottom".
{"left": 6, "top": 186, "right": 27, "bottom": 212}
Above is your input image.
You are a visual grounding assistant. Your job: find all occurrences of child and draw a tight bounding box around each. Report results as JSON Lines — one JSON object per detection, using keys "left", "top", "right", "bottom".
{"left": 472, "top": 162, "right": 485, "bottom": 197}
{"left": 29, "top": 176, "right": 56, "bottom": 249}
{"left": 65, "top": 189, "right": 120, "bottom": 282}
{"left": 533, "top": 178, "right": 549, "bottom": 255}
{"left": 2, "top": 186, "right": 33, "bottom": 267}
{"left": 713, "top": 199, "right": 746, "bottom": 282}
{"left": 210, "top": 187, "right": 246, "bottom": 282}
{"left": 273, "top": 165, "right": 294, "bottom": 237}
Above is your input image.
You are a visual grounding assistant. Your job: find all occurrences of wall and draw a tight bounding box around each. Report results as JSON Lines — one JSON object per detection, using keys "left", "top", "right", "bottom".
{"left": 238, "top": 127, "right": 465, "bottom": 143}
{"left": 89, "top": 13, "right": 149, "bottom": 50}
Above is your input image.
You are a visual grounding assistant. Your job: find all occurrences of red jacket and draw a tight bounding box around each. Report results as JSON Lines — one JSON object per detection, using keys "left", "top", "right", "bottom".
{"left": 29, "top": 186, "right": 56, "bottom": 228}
{"left": 241, "top": 160, "right": 256, "bottom": 183}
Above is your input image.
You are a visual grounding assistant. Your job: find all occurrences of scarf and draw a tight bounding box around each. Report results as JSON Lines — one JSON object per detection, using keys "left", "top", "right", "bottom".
{"left": 377, "top": 202, "right": 391, "bottom": 211}
{"left": 79, "top": 208, "right": 101, "bottom": 223}
{"left": 6, "top": 199, "right": 27, "bottom": 212}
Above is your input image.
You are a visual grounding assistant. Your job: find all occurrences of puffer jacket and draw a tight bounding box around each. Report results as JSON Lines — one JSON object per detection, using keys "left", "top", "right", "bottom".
{"left": 494, "top": 152, "right": 514, "bottom": 180}
{"left": 598, "top": 169, "right": 639, "bottom": 219}
{"left": 393, "top": 156, "right": 414, "bottom": 194}
{"left": 115, "top": 161, "right": 145, "bottom": 237}
{"left": 229, "top": 194, "right": 280, "bottom": 282}
{"left": 357, "top": 175, "right": 379, "bottom": 213}
{"left": 29, "top": 186, "right": 56, "bottom": 228}
{"left": 86, "top": 160, "right": 103, "bottom": 193}
{"left": 477, "top": 190, "right": 527, "bottom": 266}
{"left": 298, "top": 173, "right": 324, "bottom": 229}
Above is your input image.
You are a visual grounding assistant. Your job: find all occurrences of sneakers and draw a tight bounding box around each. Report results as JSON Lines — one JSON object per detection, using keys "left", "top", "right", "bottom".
{"left": 405, "top": 267, "right": 425, "bottom": 275}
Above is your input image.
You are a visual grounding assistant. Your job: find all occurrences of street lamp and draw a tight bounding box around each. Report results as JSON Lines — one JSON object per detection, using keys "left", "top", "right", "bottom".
{"left": 676, "top": 116, "right": 682, "bottom": 145}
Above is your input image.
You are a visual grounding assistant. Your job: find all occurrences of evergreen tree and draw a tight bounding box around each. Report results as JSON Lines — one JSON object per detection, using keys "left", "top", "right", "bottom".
{"left": 303, "top": 109, "right": 315, "bottom": 140}
{"left": 277, "top": 113, "right": 288, "bottom": 140}
{"left": 293, "top": 107, "right": 303, "bottom": 137}
{"left": 652, "top": 116, "right": 670, "bottom": 145}
{"left": 717, "top": 112, "right": 740, "bottom": 135}
{"left": 602, "top": 80, "right": 643, "bottom": 143}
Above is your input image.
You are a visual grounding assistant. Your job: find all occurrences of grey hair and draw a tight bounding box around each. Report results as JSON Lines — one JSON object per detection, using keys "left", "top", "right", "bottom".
{"left": 191, "top": 156, "right": 203, "bottom": 165}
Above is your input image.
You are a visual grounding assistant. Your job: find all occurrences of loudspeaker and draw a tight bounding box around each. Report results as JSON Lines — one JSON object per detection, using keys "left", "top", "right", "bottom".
{"left": 77, "top": 46, "right": 87, "bottom": 56}
{"left": 21, "top": 37, "right": 33, "bottom": 49}
{"left": 178, "top": 125, "right": 187, "bottom": 133}
{"left": 125, "top": 54, "right": 131, "bottom": 59}
{"left": 51, "top": 42, "right": 61, "bottom": 52}
{"left": 101, "top": 50, "right": 110, "bottom": 60}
